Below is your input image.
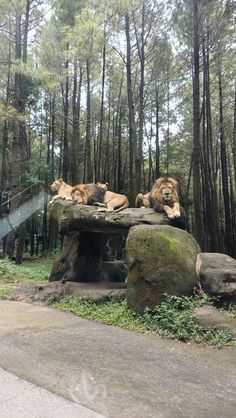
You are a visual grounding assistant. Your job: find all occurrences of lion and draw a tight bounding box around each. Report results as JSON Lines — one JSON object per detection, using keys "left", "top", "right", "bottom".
{"left": 95, "top": 182, "right": 129, "bottom": 212}
{"left": 135, "top": 177, "right": 180, "bottom": 219}
{"left": 135, "top": 192, "right": 151, "bottom": 209}
{"left": 72, "top": 182, "right": 129, "bottom": 213}
{"left": 49, "top": 179, "right": 73, "bottom": 206}
{"left": 71, "top": 183, "right": 107, "bottom": 205}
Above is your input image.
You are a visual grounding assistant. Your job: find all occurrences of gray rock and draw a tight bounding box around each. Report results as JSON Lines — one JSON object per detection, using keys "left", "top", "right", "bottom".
{"left": 196, "top": 252, "right": 236, "bottom": 300}
{"left": 194, "top": 305, "right": 236, "bottom": 338}
{"left": 12, "top": 281, "right": 126, "bottom": 303}
{"left": 126, "top": 225, "right": 200, "bottom": 314}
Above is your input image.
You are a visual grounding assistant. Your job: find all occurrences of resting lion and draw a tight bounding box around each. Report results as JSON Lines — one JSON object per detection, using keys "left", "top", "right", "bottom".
{"left": 49, "top": 179, "right": 73, "bottom": 206}
{"left": 71, "top": 183, "right": 107, "bottom": 205}
{"left": 95, "top": 182, "right": 129, "bottom": 212}
{"left": 72, "top": 182, "right": 129, "bottom": 212}
{"left": 135, "top": 177, "right": 180, "bottom": 219}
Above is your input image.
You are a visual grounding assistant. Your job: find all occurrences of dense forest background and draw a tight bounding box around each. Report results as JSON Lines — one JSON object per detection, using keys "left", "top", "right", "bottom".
{"left": 0, "top": 0, "right": 235, "bottom": 263}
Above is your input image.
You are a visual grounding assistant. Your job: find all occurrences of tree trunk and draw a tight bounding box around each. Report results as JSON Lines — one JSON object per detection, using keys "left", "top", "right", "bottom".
{"left": 85, "top": 59, "right": 93, "bottom": 182}
{"left": 62, "top": 49, "right": 69, "bottom": 182}
{"left": 155, "top": 86, "right": 160, "bottom": 179}
{"left": 125, "top": 13, "right": 138, "bottom": 203}
{"left": 218, "top": 64, "right": 234, "bottom": 256}
{"left": 192, "top": 0, "right": 204, "bottom": 249}
{"left": 97, "top": 29, "right": 106, "bottom": 181}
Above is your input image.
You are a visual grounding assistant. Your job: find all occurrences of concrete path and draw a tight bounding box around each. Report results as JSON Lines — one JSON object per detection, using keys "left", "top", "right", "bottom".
{"left": 0, "top": 301, "right": 236, "bottom": 418}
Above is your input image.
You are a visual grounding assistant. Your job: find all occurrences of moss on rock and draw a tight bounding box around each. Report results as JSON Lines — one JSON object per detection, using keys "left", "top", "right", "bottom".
{"left": 126, "top": 225, "right": 200, "bottom": 314}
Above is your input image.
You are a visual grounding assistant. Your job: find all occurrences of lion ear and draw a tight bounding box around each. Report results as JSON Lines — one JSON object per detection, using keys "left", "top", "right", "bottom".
{"left": 58, "top": 178, "right": 63, "bottom": 183}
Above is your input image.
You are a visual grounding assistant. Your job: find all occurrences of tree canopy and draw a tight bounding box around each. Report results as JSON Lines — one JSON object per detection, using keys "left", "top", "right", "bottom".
{"left": 0, "top": 0, "right": 235, "bottom": 262}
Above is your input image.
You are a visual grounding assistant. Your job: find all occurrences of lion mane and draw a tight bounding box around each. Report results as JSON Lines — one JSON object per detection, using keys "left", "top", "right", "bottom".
{"left": 71, "top": 183, "right": 106, "bottom": 205}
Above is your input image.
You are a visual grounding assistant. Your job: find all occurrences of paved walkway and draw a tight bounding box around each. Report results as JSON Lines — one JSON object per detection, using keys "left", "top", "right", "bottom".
{"left": 0, "top": 300, "right": 236, "bottom": 418}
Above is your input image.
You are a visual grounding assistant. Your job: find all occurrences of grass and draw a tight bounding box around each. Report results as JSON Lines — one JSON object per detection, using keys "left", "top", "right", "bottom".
{"left": 50, "top": 295, "right": 146, "bottom": 332}
{"left": 48, "top": 293, "right": 233, "bottom": 348}
{"left": 0, "top": 257, "right": 53, "bottom": 284}
{"left": 0, "top": 258, "right": 234, "bottom": 348}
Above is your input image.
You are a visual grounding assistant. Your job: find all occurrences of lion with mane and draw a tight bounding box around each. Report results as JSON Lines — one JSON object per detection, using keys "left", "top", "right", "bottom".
{"left": 135, "top": 177, "right": 180, "bottom": 219}
{"left": 72, "top": 182, "right": 129, "bottom": 213}
{"left": 71, "top": 183, "right": 106, "bottom": 206}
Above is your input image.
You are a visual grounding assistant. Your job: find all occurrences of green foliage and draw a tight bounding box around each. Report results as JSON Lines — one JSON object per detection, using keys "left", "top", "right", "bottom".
{"left": 141, "top": 294, "right": 232, "bottom": 348}
{"left": 50, "top": 296, "right": 145, "bottom": 332}
{"left": 0, "top": 284, "right": 13, "bottom": 300}
{"left": 0, "top": 258, "right": 53, "bottom": 285}
{"left": 49, "top": 292, "right": 233, "bottom": 348}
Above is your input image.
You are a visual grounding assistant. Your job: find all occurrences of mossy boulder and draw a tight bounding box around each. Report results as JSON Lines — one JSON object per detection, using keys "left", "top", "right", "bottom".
{"left": 126, "top": 225, "right": 200, "bottom": 314}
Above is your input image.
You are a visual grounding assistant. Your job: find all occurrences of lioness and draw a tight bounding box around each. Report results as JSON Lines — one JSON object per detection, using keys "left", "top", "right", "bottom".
{"left": 135, "top": 177, "right": 180, "bottom": 219}
{"left": 95, "top": 182, "right": 129, "bottom": 212}
{"left": 49, "top": 179, "right": 73, "bottom": 206}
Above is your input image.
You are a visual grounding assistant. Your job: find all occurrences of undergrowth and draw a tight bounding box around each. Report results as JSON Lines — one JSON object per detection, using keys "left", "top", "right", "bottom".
{"left": 0, "top": 257, "right": 53, "bottom": 284}
{"left": 48, "top": 293, "right": 233, "bottom": 348}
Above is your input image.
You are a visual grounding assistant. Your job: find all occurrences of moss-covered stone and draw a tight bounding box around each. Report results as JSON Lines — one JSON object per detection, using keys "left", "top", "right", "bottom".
{"left": 126, "top": 225, "right": 200, "bottom": 314}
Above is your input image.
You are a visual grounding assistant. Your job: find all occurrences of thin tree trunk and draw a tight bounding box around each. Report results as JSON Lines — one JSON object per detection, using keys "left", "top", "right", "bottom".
{"left": 98, "top": 29, "right": 106, "bottom": 181}
{"left": 62, "top": 48, "right": 69, "bottom": 182}
{"left": 192, "top": 0, "right": 204, "bottom": 248}
{"left": 218, "top": 64, "right": 234, "bottom": 256}
{"left": 155, "top": 85, "right": 160, "bottom": 179}
{"left": 125, "top": 13, "right": 138, "bottom": 202}
{"left": 85, "top": 59, "right": 93, "bottom": 182}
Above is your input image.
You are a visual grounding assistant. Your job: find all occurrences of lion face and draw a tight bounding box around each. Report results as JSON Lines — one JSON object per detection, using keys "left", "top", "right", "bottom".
{"left": 159, "top": 182, "right": 175, "bottom": 201}
{"left": 50, "top": 179, "right": 63, "bottom": 192}
{"left": 96, "top": 182, "right": 109, "bottom": 190}
{"left": 153, "top": 177, "right": 178, "bottom": 203}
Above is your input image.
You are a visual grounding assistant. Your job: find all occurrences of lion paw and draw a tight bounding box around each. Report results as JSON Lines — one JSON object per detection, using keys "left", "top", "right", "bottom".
{"left": 173, "top": 209, "right": 180, "bottom": 218}
{"left": 163, "top": 206, "right": 174, "bottom": 218}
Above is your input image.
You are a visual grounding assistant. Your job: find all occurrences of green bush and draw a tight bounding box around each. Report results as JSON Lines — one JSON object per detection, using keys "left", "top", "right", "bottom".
{"left": 141, "top": 294, "right": 232, "bottom": 347}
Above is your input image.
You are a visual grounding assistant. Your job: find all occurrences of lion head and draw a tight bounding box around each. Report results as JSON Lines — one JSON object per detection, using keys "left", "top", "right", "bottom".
{"left": 96, "top": 182, "right": 109, "bottom": 190}
{"left": 50, "top": 179, "right": 63, "bottom": 192}
{"left": 151, "top": 177, "right": 179, "bottom": 205}
{"left": 71, "top": 183, "right": 107, "bottom": 205}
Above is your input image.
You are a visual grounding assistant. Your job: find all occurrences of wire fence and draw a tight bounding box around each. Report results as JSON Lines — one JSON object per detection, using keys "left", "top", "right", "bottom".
{"left": 0, "top": 184, "right": 50, "bottom": 240}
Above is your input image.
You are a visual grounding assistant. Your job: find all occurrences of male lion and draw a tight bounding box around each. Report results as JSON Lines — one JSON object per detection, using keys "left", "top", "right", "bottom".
{"left": 49, "top": 179, "right": 73, "bottom": 206}
{"left": 135, "top": 177, "right": 180, "bottom": 219}
{"left": 71, "top": 183, "right": 107, "bottom": 206}
{"left": 72, "top": 182, "right": 129, "bottom": 212}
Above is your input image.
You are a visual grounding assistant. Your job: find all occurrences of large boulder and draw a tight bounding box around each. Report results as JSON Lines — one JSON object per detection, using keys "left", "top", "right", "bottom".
{"left": 196, "top": 253, "right": 236, "bottom": 301}
{"left": 126, "top": 225, "right": 200, "bottom": 314}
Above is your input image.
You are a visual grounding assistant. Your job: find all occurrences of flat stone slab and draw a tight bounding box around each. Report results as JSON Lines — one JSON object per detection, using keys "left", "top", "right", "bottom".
{"left": 0, "top": 301, "right": 236, "bottom": 418}
{"left": 11, "top": 281, "right": 127, "bottom": 303}
{"left": 49, "top": 200, "right": 186, "bottom": 234}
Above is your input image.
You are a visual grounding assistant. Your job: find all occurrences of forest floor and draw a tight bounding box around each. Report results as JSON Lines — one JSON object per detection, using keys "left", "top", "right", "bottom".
{"left": 0, "top": 257, "right": 235, "bottom": 348}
